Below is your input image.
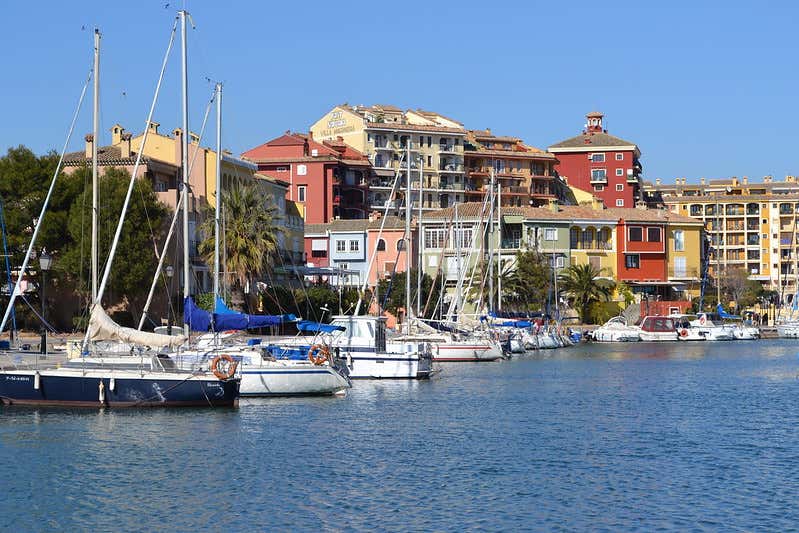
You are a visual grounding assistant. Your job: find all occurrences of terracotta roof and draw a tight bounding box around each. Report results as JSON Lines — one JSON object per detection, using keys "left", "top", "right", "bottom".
{"left": 63, "top": 145, "right": 152, "bottom": 166}
{"left": 661, "top": 193, "right": 799, "bottom": 203}
{"left": 549, "top": 132, "right": 637, "bottom": 150}
{"left": 464, "top": 148, "right": 556, "bottom": 160}
{"left": 366, "top": 122, "right": 465, "bottom": 134}
{"left": 242, "top": 131, "right": 369, "bottom": 164}
{"left": 304, "top": 216, "right": 410, "bottom": 235}
{"left": 586, "top": 111, "right": 604, "bottom": 118}
{"left": 422, "top": 202, "right": 699, "bottom": 224}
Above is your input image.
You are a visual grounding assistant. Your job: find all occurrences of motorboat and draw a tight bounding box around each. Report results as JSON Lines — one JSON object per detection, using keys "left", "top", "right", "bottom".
{"left": 635, "top": 316, "right": 678, "bottom": 342}
{"left": 389, "top": 320, "right": 503, "bottom": 362}
{"left": 590, "top": 316, "right": 640, "bottom": 342}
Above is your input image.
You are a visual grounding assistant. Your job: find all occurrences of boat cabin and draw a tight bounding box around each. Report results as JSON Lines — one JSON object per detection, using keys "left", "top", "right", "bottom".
{"left": 329, "top": 316, "right": 387, "bottom": 352}
{"left": 639, "top": 316, "right": 675, "bottom": 332}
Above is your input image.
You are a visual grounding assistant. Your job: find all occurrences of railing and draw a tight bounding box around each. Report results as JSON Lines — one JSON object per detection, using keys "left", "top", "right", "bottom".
{"left": 502, "top": 238, "right": 521, "bottom": 249}
{"left": 439, "top": 182, "right": 465, "bottom": 191}
{"left": 439, "top": 144, "right": 458, "bottom": 152}
{"left": 668, "top": 267, "right": 700, "bottom": 279}
{"left": 780, "top": 206, "right": 795, "bottom": 215}
{"left": 439, "top": 163, "right": 464, "bottom": 172}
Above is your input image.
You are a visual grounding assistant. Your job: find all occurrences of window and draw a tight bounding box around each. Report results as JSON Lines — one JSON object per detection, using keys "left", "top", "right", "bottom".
{"left": 427, "top": 155, "right": 432, "bottom": 167}
{"left": 427, "top": 136, "right": 432, "bottom": 147}
{"left": 591, "top": 153, "right": 605, "bottom": 162}
{"left": 625, "top": 254, "right": 640, "bottom": 269}
{"left": 276, "top": 166, "right": 288, "bottom": 172}
{"left": 673, "top": 256, "right": 686, "bottom": 277}
{"left": 615, "top": 153, "right": 623, "bottom": 161}
{"left": 397, "top": 239, "right": 406, "bottom": 251}
{"left": 455, "top": 228, "right": 473, "bottom": 248}
{"left": 311, "top": 250, "right": 327, "bottom": 258}
{"left": 582, "top": 228, "right": 595, "bottom": 249}
{"left": 336, "top": 240, "right": 346, "bottom": 252}
{"left": 647, "top": 227, "right": 662, "bottom": 242}
{"left": 598, "top": 227, "right": 611, "bottom": 248}
{"left": 297, "top": 185, "right": 306, "bottom": 202}
{"left": 591, "top": 169, "right": 607, "bottom": 181}
{"left": 673, "top": 230, "right": 685, "bottom": 251}
{"left": 349, "top": 240, "right": 359, "bottom": 252}
{"left": 544, "top": 228, "right": 557, "bottom": 241}
{"left": 594, "top": 185, "right": 605, "bottom": 191}
{"left": 297, "top": 164, "right": 307, "bottom": 176}
{"left": 628, "top": 227, "right": 643, "bottom": 241}
{"left": 570, "top": 227, "right": 580, "bottom": 248}
{"left": 616, "top": 184, "right": 624, "bottom": 191}
{"left": 616, "top": 199, "right": 624, "bottom": 207}
{"left": 555, "top": 256, "right": 565, "bottom": 268}
{"left": 376, "top": 239, "right": 386, "bottom": 251}
{"left": 616, "top": 169, "right": 624, "bottom": 176}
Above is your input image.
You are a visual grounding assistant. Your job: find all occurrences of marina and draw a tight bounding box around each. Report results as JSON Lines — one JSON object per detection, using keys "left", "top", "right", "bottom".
{"left": 3, "top": 340, "right": 799, "bottom": 530}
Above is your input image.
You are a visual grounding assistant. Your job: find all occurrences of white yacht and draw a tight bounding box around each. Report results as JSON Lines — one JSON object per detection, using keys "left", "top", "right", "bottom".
{"left": 634, "top": 316, "right": 678, "bottom": 342}
{"left": 590, "top": 316, "right": 640, "bottom": 342}
{"left": 389, "top": 320, "right": 503, "bottom": 362}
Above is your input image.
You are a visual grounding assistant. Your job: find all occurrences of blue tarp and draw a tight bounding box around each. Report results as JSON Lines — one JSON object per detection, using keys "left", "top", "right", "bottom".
{"left": 716, "top": 304, "right": 740, "bottom": 320}
{"left": 296, "top": 320, "right": 345, "bottom": 334}
{"left": 498, "top": 320, "right": 533, "bottom": 328}
{"left": 185, "top": 296, "right": 212, "bottom": 332}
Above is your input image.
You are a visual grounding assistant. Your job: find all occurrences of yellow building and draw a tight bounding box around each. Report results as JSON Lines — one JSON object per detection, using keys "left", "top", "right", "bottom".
{"left": 310, "top": 104, "right": 468, "bottom": 213}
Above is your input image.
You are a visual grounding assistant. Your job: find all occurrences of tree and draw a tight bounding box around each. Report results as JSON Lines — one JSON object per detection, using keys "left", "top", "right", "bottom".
{"left": 722, "top": 267, "right": 750, "bottom": 311}
{"left": 376, "top": 269, "right": 442, "bottom": 320}
{"left": 198, "top": 181, "right": 280, "bottom": 310}
{"left": 557, "top": 263, "right": 615, "bottom": 324}
{"left": 60, "top": 167, "right": 169, "bottom": 316}
{"left": 503, "top": 250, "right": 554, "bottom": 311}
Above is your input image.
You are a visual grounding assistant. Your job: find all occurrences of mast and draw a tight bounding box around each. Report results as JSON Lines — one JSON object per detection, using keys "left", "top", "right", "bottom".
{"left": 405, "top": 142, "right": 412, "bottom": 333}
{"left": 416, "top": 153, "right": 423, "bottom": 319}
{"left": 488, "top": 168, "right": 495, "bottom": 313}
{"left": 180, "top": 10, "right": 190, "bottom": 336}
{"left": 497, "top": 172, "right": 502, "bottom": 312}
{"left": 214, "top": 82, "right": 222, "bottom": 305}
{"left": 91, "top": 28, "right": 100, "bottom": 303}
{"left": 716, "top": 197, "right": 721, "bottom": 306}
{"left": 455, "top": 202, "right": 461, "bottom": 319}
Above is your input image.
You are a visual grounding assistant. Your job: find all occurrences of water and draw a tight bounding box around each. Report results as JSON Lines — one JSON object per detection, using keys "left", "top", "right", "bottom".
{"left": 3, "top": 340, "right": 799, "bottom": 531}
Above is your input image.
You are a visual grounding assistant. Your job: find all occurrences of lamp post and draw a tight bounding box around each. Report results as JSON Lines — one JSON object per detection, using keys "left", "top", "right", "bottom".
{"left": 165, "top": 265, "right": 174, "bottom": 336}
{"left": 39, "top": 251, "right": 52, "bottom": 354}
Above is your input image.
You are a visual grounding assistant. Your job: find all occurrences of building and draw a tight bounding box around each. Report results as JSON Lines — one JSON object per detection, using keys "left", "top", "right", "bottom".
{"left": 310, "top": 104, "right": 468, "bottom": 213}
{"left": 464, "top": 129, "right": 565, "bottom": 207}
{"left": 643, "top": 175, "right": 799, "bottom": 295}
{"left": 241, "top": 132, "right": 372, "bottom": 224}
{"left": 548, "top": 112, "right": 643, "bottom": 209}
{"left": 419, "top": 203, "right": 703, "bottom": 313}
{"left": 303, "top": 215, "right": 413, "bottom": 289}
{"left": 256, "top": 175, "right": 305, "bottom": 276}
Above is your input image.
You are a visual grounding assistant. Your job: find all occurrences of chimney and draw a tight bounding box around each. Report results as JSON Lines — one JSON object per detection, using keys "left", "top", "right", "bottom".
{"left": 787, "top": 175, "right": 795, "bottom": 183}
{"left": 308, "top": 130, "right": 314, "bottom": 139}
{"left": 731, "top": 177, "right": 738, "bottom": 186}
{"left": 84, "top": 133, "right": 94, "bottom": 159}
{"left": 675, "top": 178, "right": 680, "bottom": 185}
{"left": 147, "top": 121, "right": 160, "bottom": 135}
{"left": 120, "top": 132, "right": 132, "bottom": 159}
{"left": 655, "top": 178, "right": 661, "bottom": 185}
{"left": 700, "top": 177, "right": 706, "bottom": 185}
{"left": 549, "top": 199, "right": 559, "bottom": 213}
{"left": 111, "top": 124, "right": 124, "bottom": 145}
{"left": 303, "top": 138, "right": 309, "bottom": 157}
{"left": 189, "top": 132, "right": 200, "bottom": 144}
{"left": 742, "top": 176, "right": 748, "bottom": 185}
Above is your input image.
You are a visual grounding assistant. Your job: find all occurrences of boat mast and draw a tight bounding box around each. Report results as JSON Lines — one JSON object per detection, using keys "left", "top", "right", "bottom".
{"left": 91, "top": 28, "right": 100, "bottom": 304}
{"left": 496, "top": 171, "right": 502, "bottom": 312}
{"left": 455, "top": 202, "right": 461, "bottom": 319}
{"left": 180, "top": 10, "right": 190, "bottom": 336}
{"left": 405, "top": 142, "right": 412, "bottom": 333}
{"left": 488, "top": 167, "right": 495, "bottom": 313}
{"left": 213, "top": 82, "right": 222, "bottom": 305}
{"left": 716, "top": 197, "right": 721, "bottom": 307}
{"left": 417, "top": 153, "right": 423, "bottom": 319}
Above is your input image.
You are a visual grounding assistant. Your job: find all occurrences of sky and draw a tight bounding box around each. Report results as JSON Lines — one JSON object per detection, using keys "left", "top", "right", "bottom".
{"left": 2, "top": 0, "right": 798, "bottom": 184}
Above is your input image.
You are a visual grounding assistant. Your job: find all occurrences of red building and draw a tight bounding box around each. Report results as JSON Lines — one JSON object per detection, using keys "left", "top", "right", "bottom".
{"left": 614, "top": 212, "right": 667, "bottom": 284}
{"left": 242, "top": 132, "right": 371, "bottom": 224}
{"left": 548, "top": 112, "right": 642, "bottom": 209}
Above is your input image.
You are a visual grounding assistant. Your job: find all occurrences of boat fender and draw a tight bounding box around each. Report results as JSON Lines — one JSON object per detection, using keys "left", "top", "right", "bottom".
{"left": 98, "top": 380, "right": 105, "bottom": 404}
{"left": 109, "top": 377, "right": 115, "bottom": 392}
{"left": 34, "top": 371, "right": 40, "bottom": 390}
{"left": 308, "top": 344, "right": 330, "bottom": 366}
{"left": 210, "top": 354, "right": 238, "bottom": 380}
{"left": 680, "top": 329, "right": 688, "bottom": 337}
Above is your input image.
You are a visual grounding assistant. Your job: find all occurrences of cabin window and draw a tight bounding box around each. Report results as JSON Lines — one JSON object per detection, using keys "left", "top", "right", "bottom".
{"left": 647, "top": 227, "right": 662, "bottom": 242}
{"left": 628, "top": 227, "right": 643, "bottom": 242}
{"left": 625, "top": 254, "right": 640, "bottom": 269}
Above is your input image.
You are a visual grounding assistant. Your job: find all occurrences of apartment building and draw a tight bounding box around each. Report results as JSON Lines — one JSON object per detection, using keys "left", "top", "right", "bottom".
{"left": 310, "top": 104, "right": 468, "bottom": 213}
{"left": 241, "top": 132, "right": 371, "bottom": 223}
{"left": 464, "top": 129, "right": 565, "bottom": 207}
{"left": 644, "top": 175, "right": 799, "bottom": 294}
{"left": 548, "top": 112, "right": 643, "bottom": 208}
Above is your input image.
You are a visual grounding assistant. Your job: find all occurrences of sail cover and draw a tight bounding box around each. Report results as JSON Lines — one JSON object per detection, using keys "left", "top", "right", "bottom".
{"left": 296, "top": 320, "right": 345, "bottom": 333}
{"left": 88, "top": 305, "right": 186, "bottom": 348}
{"left": 213, "top": 297, "right": 295, "bottom": 330}
{"left": 716, "top": 304, "right": 740, "bottom": 319}
{"left": 185, "top": 296, "right": 212, "bottom": 332}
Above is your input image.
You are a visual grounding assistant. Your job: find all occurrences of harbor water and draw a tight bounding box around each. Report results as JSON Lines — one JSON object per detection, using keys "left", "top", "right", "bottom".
{"left": 3, "top": 340, "right": 799, "bottom": 531}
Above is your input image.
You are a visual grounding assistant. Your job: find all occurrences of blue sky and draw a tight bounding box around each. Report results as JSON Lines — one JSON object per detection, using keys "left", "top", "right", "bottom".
{"left": 2, "top": 1, "right": 798, "bottom": 183}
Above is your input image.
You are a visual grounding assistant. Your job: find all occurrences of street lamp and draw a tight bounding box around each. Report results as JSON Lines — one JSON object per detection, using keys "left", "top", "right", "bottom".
{"left": 38, "top": 251, "right": 52, "bottom": 354}
{"left": 165, "top": 265, "right": 174, "bottom": 335}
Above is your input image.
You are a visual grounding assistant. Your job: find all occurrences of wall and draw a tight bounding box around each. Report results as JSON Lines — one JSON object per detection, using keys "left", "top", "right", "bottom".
{"left": 555, "top": 149, "right": 636, "bottom": 208}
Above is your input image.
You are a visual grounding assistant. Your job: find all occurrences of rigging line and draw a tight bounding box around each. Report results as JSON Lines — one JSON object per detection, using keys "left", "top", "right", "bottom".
{"left": 76, "top": 164, "right": 90, "bottom": 329}
{"left": 18, "top": 294, "right": 57, "bottom": 333}
{"left": 0, "top": 63, "right": 93, "bottom": 335}
{"left": 84, "top": 16, "right": 179, "bottom": 347}
{"left": 0, "top": 196, "right": 16, "bottom": 337}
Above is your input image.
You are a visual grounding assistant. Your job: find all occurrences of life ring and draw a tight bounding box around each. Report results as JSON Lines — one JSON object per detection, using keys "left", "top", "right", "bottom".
{"left": 211, "top": 354, "right": 237, "bottom": 380}
{"left": 679, "top": 329, "right": 688, "bottom": 337}
{"left": 308, "top": 344, "right": 330, "bottom": 366}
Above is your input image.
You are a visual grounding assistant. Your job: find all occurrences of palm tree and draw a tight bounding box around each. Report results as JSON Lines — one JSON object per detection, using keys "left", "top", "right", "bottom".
{"left": 557, "top": 263, "right": 615, "bottom": 324}
{"left": 198, "top": 181, "right": 281, "bottom": 309}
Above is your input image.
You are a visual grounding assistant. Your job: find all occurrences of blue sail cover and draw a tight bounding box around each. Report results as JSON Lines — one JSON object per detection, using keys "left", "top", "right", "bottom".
{"left": 184, "top": 297, "right": 212, "bottom": 332}
{"left": 213, "top": 296, "right": 295, "bottom": 330}
{"left": 716, "top": 304, "right": 740, "bottom": 319}
{"left": 296, "top": 320, "right": 345, "bottom": 333}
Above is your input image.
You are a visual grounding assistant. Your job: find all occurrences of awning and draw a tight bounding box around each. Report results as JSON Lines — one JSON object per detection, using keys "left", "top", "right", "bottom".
{"left": 503, "top": 215, "right": 523, "bottom": 224}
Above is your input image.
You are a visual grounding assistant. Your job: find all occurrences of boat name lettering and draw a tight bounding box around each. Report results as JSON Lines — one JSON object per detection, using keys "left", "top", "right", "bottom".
{"left": 5, "top": 376, "right": 30, "bottom": 382}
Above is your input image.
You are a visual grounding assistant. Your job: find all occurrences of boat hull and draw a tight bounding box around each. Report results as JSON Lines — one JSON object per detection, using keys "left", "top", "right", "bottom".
{"left": 239, "top": 366, "right": 349, "bottom": 396}
{"left": 0, "top": 369, "right": 238, "bottom": 407}
{"left": 432, "top": 344, "right": 503, "bottom": 362}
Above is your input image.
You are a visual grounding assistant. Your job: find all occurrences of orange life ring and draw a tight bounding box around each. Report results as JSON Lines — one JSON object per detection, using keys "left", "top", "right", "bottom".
{"left": 308, "top": 344, "right": 330, "bottom": 366}
{"left": 680, "top": 329, "right": 688, "bottom": 337}
{"left": 211, "top": 354, "right": 238, "bottom": 380}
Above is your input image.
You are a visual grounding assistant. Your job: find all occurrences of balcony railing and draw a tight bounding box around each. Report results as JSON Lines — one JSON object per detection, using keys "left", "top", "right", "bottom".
{"left": 439, "top": 144, "right": 458, "bottom": 153}
{"left": 438, "top": 182, "right": 465, "bottom": 191}
{"left": 668, "top": 267, "right": 700, "bottom": 279}
{"left": 439, "top": 163, "right": 464, "bottom": 173}
{"left": 502, "top": 238, "right": 522, "bottom": 249}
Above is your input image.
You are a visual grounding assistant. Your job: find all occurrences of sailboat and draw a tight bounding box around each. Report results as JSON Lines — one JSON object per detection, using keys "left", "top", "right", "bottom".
{"left": 0, "top": 19, "right": 239, "bottom": 407}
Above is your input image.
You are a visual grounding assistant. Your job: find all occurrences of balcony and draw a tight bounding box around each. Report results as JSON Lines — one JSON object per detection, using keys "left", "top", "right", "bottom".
{"left": 626, "top": 168, "right": 639, "bottom": 183}
{"left": 502, "top": 238, "right": 522, "bottom": 249}
{"left": 780, "top": 204, "right": 795, "bottom": 215}
{"left": 668, "top": 267, "right": 700, "bottom": 279}
{"left": 438, "top": 181, "right": 465, "bottom": 191}
{"left": 504, "top": 186, "right": 531, "bottom": 195}
{"left": 590, "top": 174, "right": 608, "bottom": 184}
{"left": 746, "top": 203, "right": 760, "bottom": 215}
{"left": 439, "top": 163, "right": 464, "bottom": 173}
{"left": 439, "top": 144, "right": 459, "bottom": 153}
